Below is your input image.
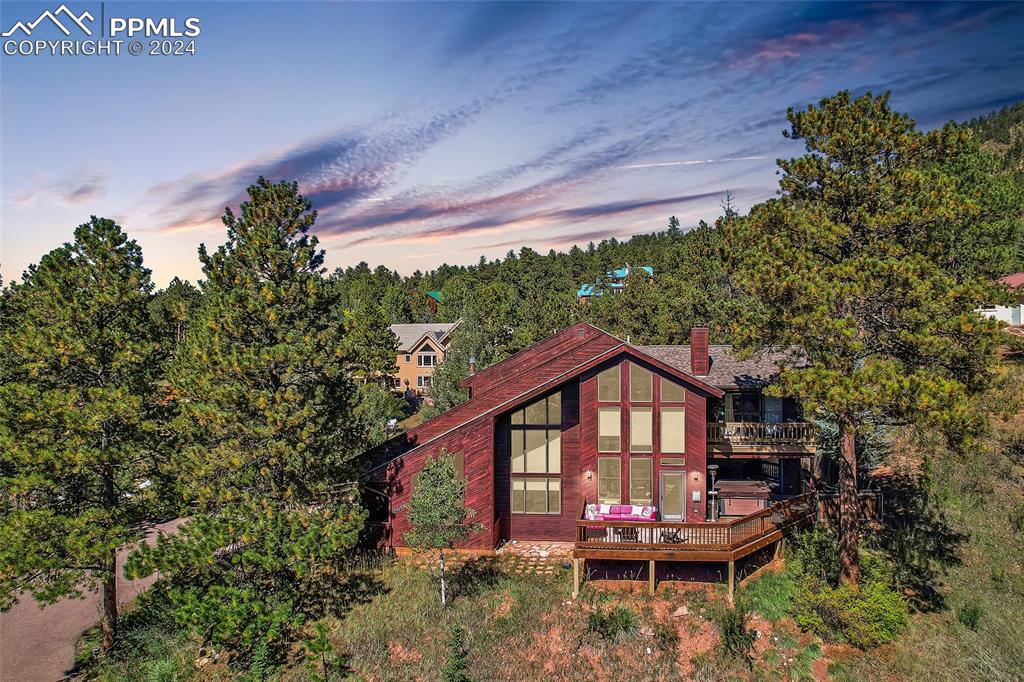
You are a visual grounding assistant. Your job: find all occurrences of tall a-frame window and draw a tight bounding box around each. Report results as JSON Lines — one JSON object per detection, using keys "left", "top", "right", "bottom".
{"left": 510, "top": 392, "right": 562, "bottom": 514}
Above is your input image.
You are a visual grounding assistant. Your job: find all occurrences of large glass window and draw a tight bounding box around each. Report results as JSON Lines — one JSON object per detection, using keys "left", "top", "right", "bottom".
{"left": 661, "top": 407, "right": 686, "bottom": 453}
{"left": 510, "top": 393, "right": 562, "bottom": 514}
{"left": 630, "top": 459, "right": 653, "bottom": 504}
{"left": 511, "top": 392, "right": 561, "bottom": 425}
{"left": 597, "top": 365, "right": 620, "bottom": 402}
{"left": 598, "top": 457, "right": 621, "bottom": 504}
{"left": 629, "top": 364, "right": 652, "bottom": 402}
{"left": 598, "top": 407, "right": 621, "bottom": 452}
{"left": 660, "top": 377, "right": 686, "bottom": 402}
{"left": 630, "top": 407, "right": 653, "bottom": 453}
{"left": 417, "top": 353, "right": 437, "bottom": 367}
{"left": 511, "top": 478, "right": 560, "bottom": 514}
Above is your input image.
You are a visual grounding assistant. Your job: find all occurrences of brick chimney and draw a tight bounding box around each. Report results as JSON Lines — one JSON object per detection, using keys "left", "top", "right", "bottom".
{"left": 690, "top": 327, "right": 709, "bottom": 376}
{"left": 468, "top": 355, "right": 477, "bottom": 375}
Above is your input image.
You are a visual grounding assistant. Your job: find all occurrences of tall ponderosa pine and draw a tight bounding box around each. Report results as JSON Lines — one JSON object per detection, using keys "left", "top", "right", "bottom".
{"left": 725, "top": 92, "right": 1012, "bottom": 584}
{"left": 127, "top": 178, "right": 366, "bottom": 657}
{"left": 0, "top": 218, "right": 160, "bottom": 649}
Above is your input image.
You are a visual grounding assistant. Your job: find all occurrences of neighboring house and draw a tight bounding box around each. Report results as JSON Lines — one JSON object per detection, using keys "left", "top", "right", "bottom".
{"left": 388, "top": 321, "right": 461, "bottom": 395}
{"left": 425, "top": 290, "right": 443, "bottom": 316}
{"left": 363, "top": 323, "right": 818, "bottom": 596}
{"left": 977, "top": 273, "right": 1024, "bottom": 327}
{"left": 577, "top": 264, "right": 654, "bottom": 303}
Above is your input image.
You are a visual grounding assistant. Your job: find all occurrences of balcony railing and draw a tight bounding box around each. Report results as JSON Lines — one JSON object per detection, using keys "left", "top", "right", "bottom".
{"left": 707, "top": 421, "right": 816, "bottom": 446}
{"left": 575, "top": 493, "right": 816, "bottom": 557}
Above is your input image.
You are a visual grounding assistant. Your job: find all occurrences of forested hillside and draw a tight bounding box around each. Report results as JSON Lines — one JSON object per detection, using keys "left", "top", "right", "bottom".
{"left": 965, "top": 101, "right": 1024, "bottom": 177}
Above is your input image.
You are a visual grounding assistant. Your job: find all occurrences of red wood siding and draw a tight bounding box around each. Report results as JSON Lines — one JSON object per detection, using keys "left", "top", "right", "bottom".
{"left": 374, "top": 417, "right": 496, "bottom": 550}
{"left": 365, "top": 323, "right": 720, "bottom": 549}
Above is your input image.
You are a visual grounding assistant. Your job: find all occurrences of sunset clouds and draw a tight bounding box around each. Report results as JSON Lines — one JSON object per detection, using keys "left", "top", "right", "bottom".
{"left": 2, "top": 1, "right": 1021, "bottom": 284}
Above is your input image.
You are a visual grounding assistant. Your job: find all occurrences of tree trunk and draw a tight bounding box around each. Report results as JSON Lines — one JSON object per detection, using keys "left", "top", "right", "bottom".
{"left": 838, "top": 414, "right": 860, "bottom": 586}
{"left": 439, "top": 549, "right": 447, "bottom": 607}
{"left": 100, "top": 460, "right": 118, "bottom": 649}
{"left": 100, "top": 551, "right": 118, "bottom": 650}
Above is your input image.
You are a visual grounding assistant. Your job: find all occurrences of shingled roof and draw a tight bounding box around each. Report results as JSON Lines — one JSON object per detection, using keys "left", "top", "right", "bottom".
{"left": 640, "top": 344, "right": 807, "bottom": 390}
{"left": 366, "top": 323, "right": 723, "bottom": 472}
{"left": 389, "top": 322, "right": 460, "bottom": 353}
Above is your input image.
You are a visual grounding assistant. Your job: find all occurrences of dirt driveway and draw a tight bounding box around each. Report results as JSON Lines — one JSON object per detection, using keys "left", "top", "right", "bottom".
{"left": 0, "top": 519, "right": 185, "bottom": 682}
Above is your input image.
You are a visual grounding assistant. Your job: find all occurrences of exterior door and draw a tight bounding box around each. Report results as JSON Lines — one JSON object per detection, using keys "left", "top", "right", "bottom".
{"left": 660, "top": 471, "right": 686, "bottom": 521}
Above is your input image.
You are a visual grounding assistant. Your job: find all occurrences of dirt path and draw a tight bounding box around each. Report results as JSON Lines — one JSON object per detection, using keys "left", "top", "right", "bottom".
{"left": 0, "top": 519, "right": 185, "bottom": 682}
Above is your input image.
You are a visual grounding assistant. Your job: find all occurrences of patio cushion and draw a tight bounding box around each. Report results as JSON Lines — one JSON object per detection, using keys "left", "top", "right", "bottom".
{"left": 584, "top": 503, "right": 657, "bottom": 522}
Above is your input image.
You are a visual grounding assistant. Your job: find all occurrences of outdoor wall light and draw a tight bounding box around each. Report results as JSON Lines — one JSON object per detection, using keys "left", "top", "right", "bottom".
{"left": 585, "top": 470, "right": 593, "bottom": 480}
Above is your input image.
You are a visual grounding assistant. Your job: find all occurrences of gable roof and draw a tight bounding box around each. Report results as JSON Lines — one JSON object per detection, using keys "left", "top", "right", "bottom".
{"left": 1000, "top": 273, "right": 1024, "bottom": 290}
{"left": 640, "top": 345, "right": 807, "bottom": 390}
{"left": 367, "top": 323, "right": 722, "bottom": 473}
{"left": 390, "top": 322, "right": 460, "bottom": 353}
{"left": 426, "top": 290, "right": 443, "bottom": 303}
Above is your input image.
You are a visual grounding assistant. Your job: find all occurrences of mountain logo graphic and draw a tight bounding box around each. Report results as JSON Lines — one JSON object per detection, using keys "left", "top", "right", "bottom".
{"left": 2, "top": 4, "right": 94, "bottom": 37}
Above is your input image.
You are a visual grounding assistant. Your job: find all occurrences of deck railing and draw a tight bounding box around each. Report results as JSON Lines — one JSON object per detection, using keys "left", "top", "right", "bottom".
{"left": 706, "top": 421, "right": 816, "bottom": 445}
{"left": 575, "top": 492, "right": 816, "bottom": 554}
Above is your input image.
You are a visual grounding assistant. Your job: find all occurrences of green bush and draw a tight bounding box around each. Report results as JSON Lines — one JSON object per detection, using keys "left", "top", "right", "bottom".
{"left": 442, "top": 625, "right": 472, "bottom": 682}
{"left": 956, "top": 602, "right": 983, "bottom": 630}
{"left": 711, "top": 604, "right": 756, "bottom": 662}
{"left": 794, "top": 580, "right": 908, "bottom": 648}
{"left": 587, "top": 605, "right": 638, "bottom": 642}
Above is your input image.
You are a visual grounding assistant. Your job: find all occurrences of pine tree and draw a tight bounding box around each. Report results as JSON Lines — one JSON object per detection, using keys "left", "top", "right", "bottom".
{"left": 0, "top": 218, "right": 160, "bottom": 649}
{"left": 725, "top": 92, "right": 1010, "bottom": 585}
{"left": 126, "top": 178, "right": 366, "bottom": 659}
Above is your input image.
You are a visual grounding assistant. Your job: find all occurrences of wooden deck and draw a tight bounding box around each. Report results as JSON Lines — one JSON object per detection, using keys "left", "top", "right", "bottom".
{"left": 571, "top": 493, "right": 816, "bottom": 598}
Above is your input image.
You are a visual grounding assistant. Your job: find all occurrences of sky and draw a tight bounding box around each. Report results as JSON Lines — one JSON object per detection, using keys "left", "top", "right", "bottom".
{"left": 2, "top": 1, "right": 1022, "bottom": 286}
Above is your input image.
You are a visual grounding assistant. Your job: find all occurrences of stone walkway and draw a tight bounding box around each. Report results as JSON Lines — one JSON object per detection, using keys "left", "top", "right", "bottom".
{"left": 495, "top": 541, "right": 574, "bottom": 576}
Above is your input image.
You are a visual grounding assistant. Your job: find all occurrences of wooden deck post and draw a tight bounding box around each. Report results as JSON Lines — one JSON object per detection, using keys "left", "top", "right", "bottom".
{"left": 727, "top": 560, "right": 735, "bottom": 605}
{"left": 572, "top": 558, "right": 581, "bottom": 599}
{"left": 648, "top": 560, "right": 656, "bottom": 595}
{"left": 774, "top": 538, "right": 784, "bottom": 561}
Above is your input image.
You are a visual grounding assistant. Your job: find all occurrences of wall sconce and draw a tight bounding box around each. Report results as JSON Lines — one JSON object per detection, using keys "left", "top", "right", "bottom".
{"left": 692, "top": 471, "right": 700, "bottom": 482}
{"left": 585, "top": 470, "right": 593, "bottom": 480}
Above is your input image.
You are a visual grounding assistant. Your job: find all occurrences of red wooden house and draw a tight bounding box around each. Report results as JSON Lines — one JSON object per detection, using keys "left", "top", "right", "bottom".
{"left": 363, "top": 323, "right": 817, "bottom": 596}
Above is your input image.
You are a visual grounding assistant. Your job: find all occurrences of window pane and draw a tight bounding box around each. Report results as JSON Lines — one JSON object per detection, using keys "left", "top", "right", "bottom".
{"left": 511, "top": 409, "right": 524, "bottom": 425}
{"left": 661, "top": 377, "right": 686, "bottom": 402}
{"left": 511, "top": 479, "right": 525, "bottom": 513}
{"left": 511, "top": 431, "right": 525, "bottom": 473}
{"left": 547, "top": 392, "right": 561, "bottom": 424}
{"left": 661, "top": 407, "right": 686, "bottom": 453}
{"left": 547, "top": 430, "right": 561, "bottom": 474}
{"left": 453, "top": 452, "right": 465, "bottom": 481}
{"left": 630, "top": 364, "right": 652, "bottom": 402}
{"left": 598, "top": 457, "right": 621, "bottom": 504}
{"left": 630, "top": 459, "right": 653, "bottom": 504}
{"left": 597, "top": 365, "right": 620, "bottom": 402}
{"left": 662, "top": 473, "right": 684, "bottom": 517}
{"left": 630, "top": 407, "right": 653, "bottom": 453}
{"left": 661, "top": 457, "right": 686, "bottom": 466}
{"left": 525, "top": 430, "right": 547, "bottom": 473}
{"left": 525, "top": 479, "right": 547, "bottom": 513}
{"left": 548, "top": 479, "right": 561, "bottom": 514}
{"left": 524, "top": 397, "right": 547, "bottom": 424}
{"left": 598, "top": 407, "right": 621, "bottom": 452}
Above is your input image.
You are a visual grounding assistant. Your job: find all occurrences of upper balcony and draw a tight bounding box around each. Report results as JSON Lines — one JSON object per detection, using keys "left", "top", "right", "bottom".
{"left": 706, "top": 421, "right": 816, "bottom": 455}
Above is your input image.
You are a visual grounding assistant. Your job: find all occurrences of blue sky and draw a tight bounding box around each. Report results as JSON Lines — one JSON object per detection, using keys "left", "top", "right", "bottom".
{"left": 2, "top": 1, "right": 1022, "bottom": 285}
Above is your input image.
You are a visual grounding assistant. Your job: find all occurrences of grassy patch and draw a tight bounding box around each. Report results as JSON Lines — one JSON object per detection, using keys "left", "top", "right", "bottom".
{"left": 77, "top": 591, "right": 201, "bottom": 682}
{"left": 738, "top": 566, "right": 797, "bottom": 622}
